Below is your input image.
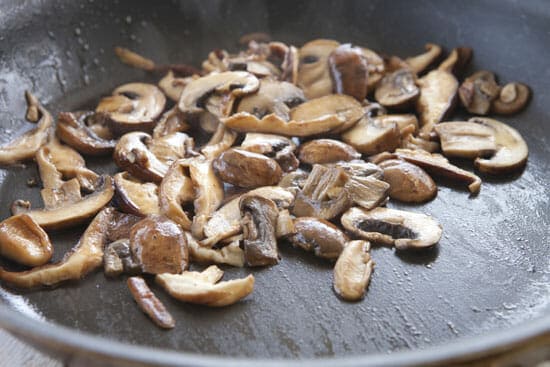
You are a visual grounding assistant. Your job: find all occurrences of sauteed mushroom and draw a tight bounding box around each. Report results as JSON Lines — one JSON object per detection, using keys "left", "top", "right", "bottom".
{"left": 297, "top": 39, "right": 339, "bottom": 99}
{"left": 56, "top": 111, "right": 116, "bottom": 156}
{"left": 405, "top": 43, "right": 442, "bottom": 74}
{"left": 328, "top": 44, "right": 368, "bottom": 101}
{"left": 240, "top": 133, "right": 299, "bottom": 172}
{"left": 127, "top": 276, "right": 175, "bottom": 329}
{"left": 458, "top": 71, "right": 500, "bottom": 115}
{"left": 285, "top": 217, "right": 348, "bottom": 260}
{"left": 104, "top": 239, "right": 140, "bottom": 277}
{"left": 158, "top": 160, "right": 194, "bottom": 230}
{"left": 492, "top": 82, "right": 530, "bottom": 115}
{"left": 333, "top": 240, "right": 374, "bottom": 301}
{"left": 114, "top": 172, "right": 160, "bottom": 216}
{"left": 375, "top": 69, "right": 419, "bottom": 109}
{"left": 298, "top": 139, "right": 360, "bottom": 165}
{"left": 379, "top": 159, "right": 437, "bottom": 203}
{"left": 158, "top": 71, "right": 197, "bottom": 102}
{"left": 341, "top": 115, "right": 401, "bottom": 155}
{"left": 434, "top": 121, "right": 497, "bottom": 159}
{"left": 186, "top": 232, "right": 244, "bottom": 267}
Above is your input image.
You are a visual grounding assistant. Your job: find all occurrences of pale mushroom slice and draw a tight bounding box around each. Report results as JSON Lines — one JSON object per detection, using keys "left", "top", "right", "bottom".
{"left": 438, "top": 47, "right": 473, "bottom": 76}
{"left": 378, "top": 159, "right": 437, "bottom": 203}
{"left": 158, "top": 71, "right": 198, "bottom": 102}
{"left": 240, "top": 133, "right": 299, "bottom": 172}
{"left": 328, "top": 44, "right": 368, "bottom": 101}
{"left": 152, "top": 107, "right": 191, "bottom": 139}
{"left": 148, "top": 132, "right": 196, "bottom": 166}
{"left": 458, "top": 71, "right": 501, "bottom": 115}
{"left": 158, "top": 160, "right": 194, "bottom": 231}
{"left": 343, "top": 175, "right": 390, "bottom": 210}
{"left": 297, "top": 39, "right": 340, "bottom": 99}
{"left": 325, "top": 159, "right": 383, "bottom": 180}
{"left": 186, "top": 232, "right": 244, "bottom": 267}
{"left": 156, "top": 265, "right": 254, "bottom": 307}
{"left": 361, "top": 47, "right": 386, "bottom": 90}
{"left": 405, "top": 43, "right": 442, "bottom": 74}
{"left": 341, "top": 115, "right": 401, "bottom": 155}
{"left": 96, "top": 83, "right": 166, "bottom": 135}
{"left": 201, "top": 124, "right": 237, "bottom": 160}
{"left": 56, "top": 111, "right": 116, "bottom": 156}
{"left": 298, "top": 139, "right": 360, "bottom": 165}
{"left": 434, "top": 121, "right": 497, "bottom": 159}
{"left": 470, "top": 117, "right": 528, "bottom": 174}
{"left": 276, "top": 209, "right": 295, "bottom": 238}
{"left": 114, "top": 172, "right": 160, "bottom": 217}
{"left": 0, "top": 92, "right": 53, "bottom": 165}
{"left": 333, "top": 240, "right": 374, "bottom": 301}
{"left": 341, "top": 207, "right": 442, "bottom": 250}
{"left": 375, "top": 69, "right": 419, "bottom": 109}
{"left": 492, "top": 83, "right": 531, "bottom": 115}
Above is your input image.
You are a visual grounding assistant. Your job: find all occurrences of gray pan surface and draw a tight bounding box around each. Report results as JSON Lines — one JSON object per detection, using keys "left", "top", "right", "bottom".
{"left": 0, "top": 0, "right": 549, "bottom": 365}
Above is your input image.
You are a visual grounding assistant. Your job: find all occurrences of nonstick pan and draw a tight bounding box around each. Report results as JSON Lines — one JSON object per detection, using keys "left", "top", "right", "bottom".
{"left": 0, "top": 0, "right": 549, "bottom": 366}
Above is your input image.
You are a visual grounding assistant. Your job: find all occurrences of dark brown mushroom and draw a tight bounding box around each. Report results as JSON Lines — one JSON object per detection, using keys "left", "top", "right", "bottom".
{"left": 298, "top": 139, "right": 360, "bottom": 165}
{"left": 297, "top": 39, "right": 340, "bottom": 99}
{"left": 341, "top": 115, "right": 401, "bottom": 155}
{"left": 240, "top": 133, "right": 299, "bottom": 172}
{"left": 328, "top": 44, "right": 369, "bottom": 101}
{"left": 492, "top": 82, "right": 531, "bottom": 115}
{"left": 127, "top": 276, "right": 175, "bottom": 329}
{"left": 56, "top": 111, "right": 116, "bottom": 156}
{"left": 114, "top": 172, "right": 160, "bottom": 217}
{"left": 375, "top": 69, "right": 419, "bottom": 109}
{"left": 458, "top": 71, "right": 501, "bottom": 115}
{"left": 158, "top": 160, "right": 195, "bottom": 231}
{"left": 379, "top": 159, "right": 437, "bottom": 203}
{"left": 285, "top": 217, "right": 349, "bottom": 260}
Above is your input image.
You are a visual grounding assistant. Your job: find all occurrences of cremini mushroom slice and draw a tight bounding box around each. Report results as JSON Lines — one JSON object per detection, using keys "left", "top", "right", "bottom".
{"left": 153, "top": 107, "right": 191, "bottom": 139}
{"left": 148, "top": 132, "right": 196, "bottom": 166}
{"left": 276, "top": 209, "right": 295, "bottom": 238}
{"left": 344, "top": 176, "right": 390, "bottom": 210}
{"left": 341, "top": 115, "right": 401, "bottom": 155}
{"left": 469, "top": 117, "right": 528, "bottom": 174}
{"left": 201, "top": 124, "right": 237, "bottom": 160}
{"left": 492, "top": 82, "right": 531, "bottom": 115}
{"left": 458, "top": 71, "right": 500, "bottom": 115}
{"left": 405, "top": 43, "right": 442, "bottom": 74}
{"left": 0, "top": 207, "right": 114, "bottom": 288}
{"left": 438, "top": 47, "right": 472, "bottom": 76}
{"left": 333, "top": 240, "right": 374, "bottom": 301}
{"left": 240, "top": 195, "right": 279, "bottom": 267}
{"left": 0, "top": 92, "right": 52, "bottom": 165}
{"left": 240, "top": 133, "right": 299, "bottom": 172}
{"left": 114, "top": 172, "right": 160, "bottom": 217}
{"left": 113, "top": 132, "right": 169, "bottom": 183}
{"left": 375, "top": 69, "right": 420, "bottom": 109}
{"left": 298, "top": 139, "right": 360, "bottom": 165}
{"left": 103, "top": 239, "right": 140, "bottom": 277}
{"left": 341, "top": 207, "right": 443, "bottom": 250}
{"left": 326, "top": 159, "right": 383, "bottom": 180}
{"left": 156, "top": 265, "right": 254, "bottom": 307}
{"left": 186, "top": 232, "right": 244, "bottom": 267}
{"left": 0, "top": 214, "right": 53, "bottom": 267}
{"left": 434, "top": 121, "right": 497, "bottom": 159}
{"left": 278, "top": 169, "right": 309, "bottom": 194}
{"left": 379, "top": 159, "right": 437, "bottom": 203}
{"left": 328, "top": 44, "right": 368, "bottom": 101}
{"left": 106, "top": 211, "right": 142, "bottom": 243}
{"left": 158, "top": 71, "right": 197, "bottom": 102}
{"left": 213, "top": 148, "right": 283, "bottom": 188}
{"left": 56, "top": 111, "right": 116, "bottom": 156}
{"left": 361, "top": 47, "right": 385, "bottom": 90}
{"left": 127, "top": 276, "right": 175, "bottom": 329}
{"left": 284, "top": 217, "right": 349, "bottom": 260}
{"left": 400, "top": 133, "right": 441, "bottom": 153}
{"left": 297, "top": 39, "right": 340, "bottom": 99}
{"left": 158, "top": 160, "right": 194, "bottom": 230}
{"left": 96, "top": 83, "right": 166, "bottom": 135}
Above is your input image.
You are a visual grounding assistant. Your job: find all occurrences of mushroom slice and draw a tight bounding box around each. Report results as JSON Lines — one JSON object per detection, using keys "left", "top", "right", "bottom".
{"left": 106, "top": 211, "right": 142, "bottom": 243}
{"left": 297, "top": 39, "right": 340, "bottom": 99}
{"left": 375, "top": 69, "right": 420, "bottom": 109}
{"left": 379, "top": 159, "right": 437, "bottom": 203}
{"left": 458, "top": 71, "right": 500, "bottom": 115}
{"left": 344, "top": 176, "right": 390, "bottom": 210}
{"left": 278, "top": 169, "right": 309, "bottom": 194}
{"left": 326, "top": 160, "right": 383, "bottom": 180}
{"left": 201, "top": 124, "right": 237, "bottom": 160}
{"left": 130, "top": 215, "right": 189, "bottom": 274}
{"left": 341, "top": 115, "right": 400, "bottom": 155}
{"left": 434, "top": 121, "right": 497, "bottom": 159}
{"left": 394, "top": 148, "right": 481, "bottom": 193}
{"left": 153, "top": 107, "right": 191, "bottom": 139}
{"left": 103, "top": 239, "right": 140, "bottom": 278}
{"left": 240, "top": 195, "right": 279, "bottom": 267}
{"left": 329, "top": 44, "right": 369, "bottom": 101}
{"left": 186, "top": 232, "right": 244, "bottom": 267}
{"left": 0, "top": 92, "right": 52, "bottom": 165}
{"left": 127, "top": 276, "right": 175, "bottom": 329}
{"left": 56, "top": 111, "right": 116, "bottom": 156}
{"left": 361, "top": 47, "right": 386, "bottom": 90}
{"left": 114, "top": 172, "right": 160, "bottom": 216}
{"left": 158, "top": 71, "right": 197, "bottom": 102}
{"left": 276, "top": 209, "right": 295, "bottom": 238}
{"left": 213, "top": 148, "right": 283, "bottom": 188}
{"left": 241, "top": 133, "right": 299, "bottom": 172}
{"left": 492, "top": 83, "right": 531, "bottom": 115}
{"left": 333, "top": 240, "right": 374, "bottom": 301}
{"left": 156, "top": 265, "right": 254, "bottom": 307}
{"left": 298, "top": 139, "right": 360, "bottom": 165}
{"left": 148, "top": 132, "right": 195, "bottom": 166}
{"left": 0, "top": 214, "right": 53, "bottom": 267}
{"left": 405, "top": 43, "right": 442, "bottom": 74}
{"left": 400, "top": 133, "right": 441, "bottom": 153}
{"left": 158, "top": 161, "right": 194, "bottom": 230}
{"left": 96, "top": 83, "right": 166, "bottom": 135}
{"left": 0, "top": 207, "right": 114, "bottom": 288}
{"left": 438, "top": 47, "right": 473, "bottom": 76}
{"left": 341, "top": 207, "right": 442, "bottom": 250}
{"left": 114, "top": 132, "right": 169, "bottom": 183}
{"left": 470, "top": 117, "right": 528, "bottom": 174}
{"left": 285, "top": 217, "right": 348, "bottom": 260}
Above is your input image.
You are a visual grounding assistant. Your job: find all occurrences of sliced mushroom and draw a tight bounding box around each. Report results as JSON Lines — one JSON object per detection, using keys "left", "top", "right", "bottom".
{"left": 326, "top": 159, "right": 383, "bottom": 180}
{"left": 148, "top": 132, "right": 195, "bottom": 166}
{"left": 405, "top": 43, "right": 442, "bottom": 74}
{"left": 278, "top": 169, "right": 309, "bottom": 195}
{"left": 341, "top": 207, "right": 442, "bottom": 250}
{"left": 156, "top": 265, "right": 254, "bottom": 307}
{"left": 361, "top": 47, "right": 386, "bottom": 90}
{"left": 158, "top": 161, "right": 194, "bottom": 230}
{"left": 240, "top": 133, "right": 299, "bottom": 172}
{"left": 127, "top": 276, "right": 175, "bottom": 329}
{"left": 297, "top": 39, "right": 340, "bottom": 99}
{"left": 470, "top": 117, "right": 528, "bottom": 174}
{"left": 400, "top": 133, "right": 441, "bottom": 153}
{"left": 213, "top": 148, "right": 283, "bottom": 188}
{"left": 492, "top": 83, "right": 530, "bottom": 115}
{"left": 284, "top": 217, "right": 348, "bottom": 260}
{"left": 438, "top": 47, "right": 472, "bottom": 76}
{"left": 344, "top": 175, "right": 390, "bottom": 210}
{"left": 240, "top": 195, "right": 279, "bottom": 267}
{"left": 379, "top": 159, "right": 437, "bottom": 203}
{"left": 458, "top": 71, "right": 500, "bottom": 115}
{"left": 375, "top": 69, "right": 419, "bottom": 109}
{"left": 434, "top": 121, "right": 497, "bottom": 159}
{"left": 186, "top": 232, "right": 244, "bottom": 267}
{"left": 0, "top": 214, "right": 53, "bottom": 267}
{"left": 333, "top": 240, "right": 374, "bottom": 301}
{"left": 106, "top": 211, "right": 142, "bottom": 243}
{"left": 298, "top": 139, "right": 360, "bottom": 165}
{"left": 276, "top": 209, "right": 295, "bottom": 238}
{"left": 56, "top": 111, "right": 116, "bottom": 156}
{"left": 201, "top": 124, "right": 237, "bottom": 160}
{"left": 341, "top": 115, "right": 401, "bottom": 155}
{"left": 96, "top": 83, "right": 166, "bottom": 135}
{"left": 158, "top": 71, "right": 197, "bottom": 102}
{"left": 328, "top": 44, "right": 368, "bottom": 101}
{"left": 152, "top": 107, "right": 191, "bottom": 139}
{"left": 114, "top": 172, "right": 160, "bottom": 216}
{"left": 103, "top": 239, "right": 140, "bottom": 277}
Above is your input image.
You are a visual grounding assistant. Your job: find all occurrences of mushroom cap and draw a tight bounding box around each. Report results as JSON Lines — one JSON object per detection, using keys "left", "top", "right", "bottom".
{"left": 341, "top": 115, "right": 401, "bottom": 155}
{"left": 298, "top": 139, "right": 360, "bottom": 165}
{"left": 329, "top": 44, "right": 369, "bottom": 101}
{"left": 379, "top": 159, "right": 437, "bottom": 203}
{"left": 492, "top": 82, "right": 531, "bottom": 115}
{"left": 114, "top": 172, "right": 160, "bottom": 217}
{"left": 297, "top": 39, "right": 340, "bottom": 99}
{"left": 56, "top": 111, "right": 116, "bottom": 156}
{"left": 286, "top": 217, "right": 349, "bottom": 260}
{"left": 375, "top": 68, "right": 419, "bottom": 108}
{"left": 458, "top": 70, "right": 500, "bottom": 115}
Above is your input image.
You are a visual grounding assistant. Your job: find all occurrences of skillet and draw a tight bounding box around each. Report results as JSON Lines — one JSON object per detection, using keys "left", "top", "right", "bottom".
{"left": 0, "top": 0, "right": 549, "bottom": 365}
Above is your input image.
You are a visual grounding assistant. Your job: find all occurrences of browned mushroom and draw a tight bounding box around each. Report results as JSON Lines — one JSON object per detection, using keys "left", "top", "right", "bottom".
{"left": 114, "top": 172, "right": 160, "bottom": 216}
{"left": 152, "top": 107, "right": 191, "bottom": 139}
{"left": 341, "top": 115, "right": 401, "bottom": 155}
{"left": 186, "top": 232, "right": 244, "bottom": 267}
{"left": 148, "top": 132, "right": 196, "bottom": 166}
{"left": 158, "top": 71, "right": 198, "bottom": 102}
{"left": 405, "top": 43, "right": 442, "bottom": 74}
{"left": 379, "top": 159, "right": 437, "bottom": 203}
{"left": 434, "top": 121, "right": 497, "bottom": 159}
{"left": 127, "top": 276, "right": 175, "bottom": 329}
{"left": 56, "top": 111, "right": 116, "bottom": 156}
{"left": 492, "top": 82, "right": 531, "bottom": 115}
{"left": 201, "top": 124, "right": 237, "bottom": 160}
{"left": 158, "top": 160, "right": 194, "bottom": 230}
{"left": 333, "top": 240, "right": 374, "bottom": 301}
{"left": 438, "top": 47, "right": 472, "bottom": 76}
{"left": 328, "top": 44, "right": 368, "bottom": 101}
{"left": 297, "top": 39, "right": 340, "bottom": 99}
{"left": 240, "top": 133, "right": 299, "bottom": 172}
{"left": 375, "top": 69, "right": 419, "bottom": 109}
{"left": 361, "top": 47, "right": 386, "bottom": 90}
{"left": 103, "top": 239, "right": 140, "bottom": 277}
{"left": 298, "top": 139, "right": 360, "bottom": 165}
{"left": 458, "top": 71, "right": 501, "bottom": 115}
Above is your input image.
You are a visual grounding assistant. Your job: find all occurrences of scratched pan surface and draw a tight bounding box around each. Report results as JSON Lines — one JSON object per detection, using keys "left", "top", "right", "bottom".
{"left": 0, "top": 0, "right": 549, "bottom": 366}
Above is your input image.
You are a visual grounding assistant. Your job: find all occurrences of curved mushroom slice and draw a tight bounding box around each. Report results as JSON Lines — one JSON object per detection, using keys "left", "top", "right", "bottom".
{"left": 333, "top": 240, "right": 374, "bottom": 301}
{"left": 0, "top": 92, "right": 52, "bottom": 165}
{"left": 458, "top": 71, "right": 500, "bottom": 115}
{"left": 298, "top": 139, "right": 360, "bottom": 165}
{"left": 405, "top": 43, "right": 442, "bottom": 74}
{"left": 240, "top": 195, "right": 279, "bottom": 267}
{"left": 341, "top": 207, "right": 442, "bottom": 250}
{"left": 104, "top": 239, "right": 140, "bottom": 278}
{"left": 148, "top": 132, "right": 195, "bottom": 166}
{"left": 438, "top": 47, "right": 472, "bottom": 76}
{"left": 341, "top": 115, "right": 401, "bottom": 155}
{"left": 158, "top": 161, "right": 194, "bottom": 230}
{"left": 186, "top": 232, "right": 244, "bottom": 267}
{"left": 241, "top": 133, "right": 299, "bottom": 172}
{"left": 127, "top": 276, "right": 175, "bottom": 329}
{"left": 0, "top": 207, "right": 114, "bottom": 288}
{"left": 156, "top": 265, "right": 254, "bottom": 307}
{"left": 297, "top": 39, "right": 340, "bottom": 99}
{"left": 0, "top": 214, "right": 53, "bottom": 267}
{"left": 56, "top": 111, "right": 116, "bottom": 156}
{"left": 113, "top": 132, "right": 169, "bottom": 183}
{"left": 375, "top": 69, "right": 419, "bottom": 109}
{"left": 470, "top": 117, "right": 528, "bottom": 174}
{"left": 276, "top": 209, "right": 295, "bottom": 238}
{"left": 158, "top": 71, "right": 198, "bottom": 102}
{"left": 492, "top": 83, "right": 531, "bottom": 115}
{"left": 328, "top": 44, "right": 368, "bottom": 101}
{"left": 434, "top": 121, "right": 497, "bottom": 159}
{"left": 278, "top": 169, "right": 309, "bottom": 195}
{"left": 285, "top": 217, "right": 348, "bottom": 260}
{"left": 379, "top": 159, "right": 437, "bottom": 203}
{"left": 153, "top": 107, "right": 191, "bottom": 139}
{"left": 114, "top": 172, "right": 160, "bottom": 216}
{"left": 96, "top": 83, "right": 166, "bottom": 135}
{"left": 361, "top": 47, "right": 385, "bottom": 90}
{"left": 201, "top": 124, "right": 237, "bottom": 160}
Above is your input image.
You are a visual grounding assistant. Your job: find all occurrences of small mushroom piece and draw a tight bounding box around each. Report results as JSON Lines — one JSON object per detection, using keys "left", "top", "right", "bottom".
{"left": 328, "top": 44, "right": 369, "bottom": 101}
{"left": 298, "top": 139, "right": 360, "bottom": 165}
{"left": 379, "top": 159, "right": 437, "bottom": 203}
{"left": 114, "top": 172, "right": 160, "bottom": 216}
{"left": 240, "top": 133, "right": 299, "bottom": 172}
{"left": 470, "top": 117, "right": 528, "bottom": 174}
{"left": 278, "top": 170, "right": 309, "bottom": 194}
{"left": 333, "top": 240, "right": 374, "bottom": 301}
{"left": 158, "top": 161, "right": 194, "bottom": 230}
{"left": 103, "top": 239, "right": 141, "bottom": 277}
{"left": 285, "top": 217, "right": 349, "bottom": 260}
{"left": 130, "top": 215, "right": 189, "bottom": 274}
{"left": 153, "top": 107, "right": 191, "bottom": 139}
{"left": 326, "top": 160, "right": 383, "bottom": 180}
{"left": 492, "top": 83, "right": 531, "bottom": 115}
{"left": 438, "top": 47, "right": 473, "bottom": 76}
{"left": 341, "top": 115, "right": 401, "bottom": 155}
{"left": 186, "top": 232, "right": 244, "bottom": 267}
{"left": 148, "top": 132, "right": 196, "bottom": 166}
{"left": 56, "top": 111, "right": 116, "bottom": 156}
{"left": 341, "top": 207, "right": 442, "bottom": 250}
{"left": 96, "top": 83, "right": 166, "bottom": 135}
{"left": 0, "top": 214, "right": 53, "bottom": 267}
{"left": 458, "top": 71, "right": 501, "bottom": 115}
{"left": 276, "top": 209, "right": 295, "bottom": 238}
{"left": 375, "top": 69, "right": 420, "bottom": 109}
{"left": 213, "top": 148, "right": 283, "bottom": 188}
{"left": 297, "top": 39, "right": 340, "bottom": 99}
{"left": 361, "top": 47, "right": 386, "bottom": 90}
{"left": 240, "top": 195, "right": 279, "bottom": 267}
{"left": 158, "top": 71, "right": 197, "bottom": 102}
{"left": 156, "top": 265, "right": 255, "bottom": 307}
{"left": 434, "top": 121, "right": 497, "bottom": 159}
{"left": 127, "top": 276, "right": 175, "bottom": 329}
{"left": 405, "top": 43, "right": 442, "bottom": 74}
{"left": 201, "top": 124, "right": 237, "bottom": 160}
{"left": 344, "top": 176, "right": 390, "bottom": 210}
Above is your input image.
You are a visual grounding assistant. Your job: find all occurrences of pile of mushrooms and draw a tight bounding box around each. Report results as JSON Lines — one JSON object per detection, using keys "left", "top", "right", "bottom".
{"left": 0, "top": 36, "right": 530, "bottom": 328}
